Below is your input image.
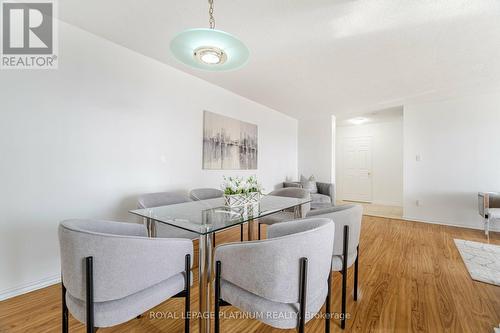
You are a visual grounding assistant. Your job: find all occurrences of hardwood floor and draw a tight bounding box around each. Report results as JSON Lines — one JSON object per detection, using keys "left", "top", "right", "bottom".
{"left": 336, "top": 201, "right": 403, "bottom": 220}
{"left": 1, "top": 216, "right": 499, "bottom": 333}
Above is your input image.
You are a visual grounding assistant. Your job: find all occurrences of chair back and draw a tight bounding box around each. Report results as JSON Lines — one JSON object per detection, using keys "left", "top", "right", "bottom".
{"left": 215, "top": 218, "right": 334, "bottom": 304}
{"left": 137, "top": 191, "right": 191, "bottom": 208}
{"left": 269, "top": 187, "right": 311, "bottom": 217}
{"left": 59, "top": 219, "right": 192, "bottom": 303}
{"left": 189, "top": 188, "right": 223, "bottom": 201}
{"left": 307, "top": 204, "right": 362, "bottom": 257}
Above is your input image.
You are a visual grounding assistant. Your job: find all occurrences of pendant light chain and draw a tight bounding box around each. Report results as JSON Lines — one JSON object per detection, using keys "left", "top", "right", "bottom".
{"left": 208, "top": 0, "right": 216, "bottom": 29}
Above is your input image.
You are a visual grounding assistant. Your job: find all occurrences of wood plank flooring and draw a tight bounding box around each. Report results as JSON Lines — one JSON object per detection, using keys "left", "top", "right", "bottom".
{"left": 1, "top": 216, "right": 499, "bottom": 333}
{"left": 336, "top": 201, "right": 403, "bottom": 220}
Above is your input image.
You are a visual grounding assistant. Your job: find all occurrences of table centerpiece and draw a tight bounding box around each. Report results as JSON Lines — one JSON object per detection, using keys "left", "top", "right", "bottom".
{"left": 222, "top": 175, "right": 262, "bottom": 208}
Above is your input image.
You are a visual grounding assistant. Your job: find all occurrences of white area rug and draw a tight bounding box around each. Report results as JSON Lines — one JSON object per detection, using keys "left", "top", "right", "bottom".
{"left": 454, "top": 239, "right": 500, "bottom": 286}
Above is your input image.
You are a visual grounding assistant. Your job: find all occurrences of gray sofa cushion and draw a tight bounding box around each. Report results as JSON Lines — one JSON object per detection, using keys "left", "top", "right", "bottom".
{"left": 283, "top": 181, "right": 335, "bottom": 209}
{"left": 311, "top": 193, "right": 331, "bottom": 204}
{"left": 310, "top": 193, "right": 332, "bottom": 210}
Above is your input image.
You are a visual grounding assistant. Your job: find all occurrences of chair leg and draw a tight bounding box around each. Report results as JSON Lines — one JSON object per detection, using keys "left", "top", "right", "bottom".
{"left": 213, "top": 233, "right": 216, "bottom": 247}
{"left": 85, "top": 257, "right": 95, "bottom": 333}
{"left": 485, "top": 216, "right": 490, "bottom": 237}
{"left": 325, "top": 270, "right": 332, "bottom": 333}
{"left": 240, "top": 224, "right": 244, "bottom": 242}
{"left": 298, "top": 258, "right": 308, "bottom": 333}
{"left": 341, "top": 225, "right": 349, "bottom": 330}
{"left": 258, "top": 223, "right": 261, "bottom": 240}
{"left": 62, "top": 279, "right": 69, "bottom": 333}
{"left": 341, "top": 266, "right": 347, "bottom": 330}
{"left": 354, "top": 246, "right": 359, "bottom": 301}
{"left": 215, "top": 261, "right": 222, "bottom": 333}
{"left": 185, "top": 254, "right": 191, "bottom": 333}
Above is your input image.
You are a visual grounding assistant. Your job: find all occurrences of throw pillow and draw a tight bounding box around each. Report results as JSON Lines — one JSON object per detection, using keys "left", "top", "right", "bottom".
{"left": 300, "top": 175, "right": 318, "bottom": 194}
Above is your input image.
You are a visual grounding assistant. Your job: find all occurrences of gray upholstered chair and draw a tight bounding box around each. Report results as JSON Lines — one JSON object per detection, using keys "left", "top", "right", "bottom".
{"left": 137, "top": 191, "right": 198, "bottom": 239}
{"left": 478, "top": 192, "right": 500, "bottom": 236}
{"left": 214, "top": 218, "right": 335, "bottom": 333}
{"left": 283, "top": 181, "right": 335, "bottom": 210}
{"left": 189, "top": 188, "right": 224, "bottom": 201}
{"left": 307, "top": 204, "right": 363, "bottom": 329}
{"left": 58, "top": 219, "right": 193, "bottom": 333}
{"left": 189, "top": 187, "right": 244, "bottom": 243}
{"left": 257, "top": 187, "right": 311, "bottom": 239}
{"left": 138, "top": 191, "right": 192, "bottom": 209}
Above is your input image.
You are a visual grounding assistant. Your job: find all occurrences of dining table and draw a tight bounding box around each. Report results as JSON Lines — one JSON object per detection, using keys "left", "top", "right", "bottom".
{"left": 130, "top": 194, "right": 311, "bottom": 333}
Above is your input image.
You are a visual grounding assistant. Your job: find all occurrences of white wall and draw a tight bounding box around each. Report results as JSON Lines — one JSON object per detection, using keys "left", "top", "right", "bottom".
{"left": 404, "top": 92, "right": 500, "bottom": 231}
{"left": 0, "top": 22, "right": 298, "bottom": 299}
{"left": 297, "top": 116, "right": 335, "bottom": 183}
{"left": 336, "top": 119, "right": 403, "bottom": 206}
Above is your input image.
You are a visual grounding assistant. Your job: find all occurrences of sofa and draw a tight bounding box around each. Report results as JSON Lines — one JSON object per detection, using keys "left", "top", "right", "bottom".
{"left": 283, "top": 181, "right": 335, "bottom": 210}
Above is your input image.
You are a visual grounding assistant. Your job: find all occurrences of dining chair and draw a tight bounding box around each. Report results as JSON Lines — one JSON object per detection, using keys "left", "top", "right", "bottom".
{"left": 58, "top": 219, "right": 193, "bottom": 333}
{"left": 257, "top": 187, "right": 311, "bottom": 239}
{"left": 189, "top": 188, "right": 224, "bottom": 201}
{"left": 478, "top": 192, "right": 500, "bottom": 236}
{"left": 214, "top": 217, "right": 335, "bottom": 333}
{"left": 189, "top": 188, "right": 244, "bottom": 243}
{"left": 306, "top": 204, "right": 363, "bottom": 329}
{"left": 137, "top": 191, "right": 198, "bottom": 239}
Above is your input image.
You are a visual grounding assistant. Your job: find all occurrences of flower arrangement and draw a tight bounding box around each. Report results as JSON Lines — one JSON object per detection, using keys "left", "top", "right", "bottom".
{"left": 222, "top": 175, "right": 262, "bottom": 195}
{"left": 222, "top": 176, "right": 262, "bottom": 207}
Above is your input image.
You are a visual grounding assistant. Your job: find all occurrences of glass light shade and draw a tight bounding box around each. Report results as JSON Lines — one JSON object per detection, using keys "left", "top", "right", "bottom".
{"left": 170, "top": 28, "right": 249, "bottom": 71}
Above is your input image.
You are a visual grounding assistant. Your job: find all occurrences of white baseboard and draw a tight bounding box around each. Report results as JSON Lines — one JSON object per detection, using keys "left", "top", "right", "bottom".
{"left": 0, "top": 274, "right": 60, "bottom": 302}
{"left": 338, "top": 198, "right": 402, "bottom": 207}
{"left": 402, "top": 215, "right": 500, "bottom": 233}
{"left": 371, "top": 200, "right": 403, "bottom": 207}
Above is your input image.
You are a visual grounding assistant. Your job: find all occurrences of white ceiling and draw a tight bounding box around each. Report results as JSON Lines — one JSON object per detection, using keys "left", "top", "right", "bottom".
{"left": 58, "top": 0, "right": 500, "bottom": 120}
{"left": 336, "top": 105, "right": 403, "bottom": 127}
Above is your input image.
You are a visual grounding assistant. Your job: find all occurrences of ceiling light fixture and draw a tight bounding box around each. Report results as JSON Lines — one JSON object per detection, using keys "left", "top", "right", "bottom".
{"left": 170, "top": 0, "right": 249, "bottom": 71}
{"left": 349, "top": 117, "right": 369, "bottom": 125}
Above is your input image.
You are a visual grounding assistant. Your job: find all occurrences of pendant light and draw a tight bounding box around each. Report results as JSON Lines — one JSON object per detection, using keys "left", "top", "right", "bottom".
{"left": 170, "top": 0, "right": 249, "bottom": 71}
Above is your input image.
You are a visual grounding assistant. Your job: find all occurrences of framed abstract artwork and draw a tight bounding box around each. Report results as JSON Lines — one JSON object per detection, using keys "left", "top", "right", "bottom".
{"left": 203, "top": 111, "right": 258, "bottom": 170}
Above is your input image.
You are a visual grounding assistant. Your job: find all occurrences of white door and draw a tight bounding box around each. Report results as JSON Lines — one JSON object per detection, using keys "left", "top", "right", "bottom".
{"left": 341, "top": 137, "right": 373, "bottom": 202}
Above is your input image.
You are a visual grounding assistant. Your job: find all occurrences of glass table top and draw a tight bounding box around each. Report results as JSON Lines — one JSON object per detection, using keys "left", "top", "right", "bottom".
{"left": 129, "top": 195, "right": 311, "bottom": 235}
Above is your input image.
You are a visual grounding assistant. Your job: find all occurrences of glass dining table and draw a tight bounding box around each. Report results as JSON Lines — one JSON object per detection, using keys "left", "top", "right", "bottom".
{"left": 129, "top": 194, "right": 311, "bottom": 333}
